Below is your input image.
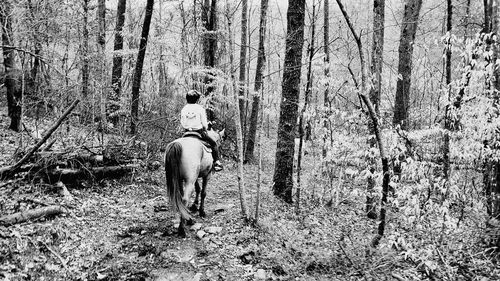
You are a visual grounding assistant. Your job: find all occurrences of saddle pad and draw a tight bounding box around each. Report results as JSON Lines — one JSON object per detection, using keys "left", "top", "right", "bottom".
{"left": 182, "top": 132, "right": 212, "bottom": 152}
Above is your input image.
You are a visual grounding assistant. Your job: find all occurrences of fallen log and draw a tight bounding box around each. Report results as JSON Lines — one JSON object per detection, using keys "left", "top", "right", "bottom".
{"left": 0, "top": 99, "right": 80, "bottom": 179}
{"left": 0, "top": 205, "right": 65, "bottom": 226}
{"left": 46, "top": 163, "right": 140, "bottom": 183}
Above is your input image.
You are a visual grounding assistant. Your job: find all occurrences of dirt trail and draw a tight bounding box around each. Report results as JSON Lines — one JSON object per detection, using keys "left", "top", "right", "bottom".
{"left": 1, "top": 163, "right": 281, "bottom": 280}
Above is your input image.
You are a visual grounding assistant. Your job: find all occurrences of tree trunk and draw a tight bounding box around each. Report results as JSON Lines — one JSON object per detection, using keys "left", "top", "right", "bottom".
{"left": 336, "top": 0, "right": 390, "bottom": 247}
{"left": 130, "top": 0, "right": 154, "bottom": 135}
{"left": 321, "top": 0, "right": 331, "bottom": 159}
{"left": 323, "top": 0, "right": 330, "bottom": 107}
{"left": 244, "top": 0, "right": 269, "bottom": 163}
{"left": 297, "top": 2, "right": 316, "bottom": 212}
{"left": 238, "top": 0, "right": 248, "bottom": 127}
{"left": 82, "top": 0, "right": 90, "bottom": 122}
{"left": 110, "top": 0, "right": 127, "bottom": 126}
{"left": 273, "top": 0, "right": 306, "bottom": 203}
{"left": 202, "top": 0, "right": 217, "bottom": 99}
{"left": 484, "top": 0, "right": 493, "bottom": 33}
{"left": 366, "top": 0, "right": 385, "bottom": 219}
{"left": 370, "top": 0, "right": 385, "bottom": 114}
{"left": 443, "top": 0, "right": 453, "bottom": 180}
{"left": 97, "top": 0, "right": 107, "bottom": 129}
{"left": 486, "top": 0, "right": 500, "bottom": 248}
{"left": 392, "top": 0, "right": 423, "bottom": 130}
{"left": 0, "top": 0, "right": 23, "bottom": 132}
{"left": 227, "top": 9, "right": 249, "bottom": 220}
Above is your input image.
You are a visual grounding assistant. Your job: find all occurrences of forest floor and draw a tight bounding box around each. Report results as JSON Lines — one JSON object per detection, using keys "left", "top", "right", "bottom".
{"left": 1, "top": 109, "right": 500, "bottom": 280}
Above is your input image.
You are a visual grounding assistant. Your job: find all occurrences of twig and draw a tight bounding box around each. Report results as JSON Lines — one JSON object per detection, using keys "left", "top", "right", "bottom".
{"left": 19, "top": 197, "right": 49, "bottom": 206}
{"left": 391, "top": 272, "right": 407, "bottom": 281}
{"left": 337, "top": 242, "right": 365, "bottom": 277}
{"left": 436, "top": 248, "right": 453, "bottom": 280}
{"left": 40, "top": 240, "right": 68, "bottom": 270}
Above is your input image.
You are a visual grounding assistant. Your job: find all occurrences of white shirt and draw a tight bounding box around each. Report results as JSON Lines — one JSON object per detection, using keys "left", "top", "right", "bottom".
{"left": 180, "top": 104, "right": 208, "bottom": 130}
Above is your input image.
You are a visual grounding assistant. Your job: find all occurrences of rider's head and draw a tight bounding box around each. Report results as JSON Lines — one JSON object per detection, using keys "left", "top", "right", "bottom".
{"left": 186, "top": 90, "right": 201, "bottom": 104}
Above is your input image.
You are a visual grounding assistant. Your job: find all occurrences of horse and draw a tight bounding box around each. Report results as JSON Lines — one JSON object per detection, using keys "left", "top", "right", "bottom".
{"left": 164, "top": 128, "right": 225, "bottom": 237}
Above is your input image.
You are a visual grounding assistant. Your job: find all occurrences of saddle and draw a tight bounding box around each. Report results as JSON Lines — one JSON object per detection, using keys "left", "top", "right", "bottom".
{"left": 182, "top": 131, "right": 212, "bottom": 152}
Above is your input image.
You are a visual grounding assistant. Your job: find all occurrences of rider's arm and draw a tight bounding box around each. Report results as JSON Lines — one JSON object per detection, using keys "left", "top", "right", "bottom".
{"left": 199, "top": 105, "right": 209, "bottom": 130}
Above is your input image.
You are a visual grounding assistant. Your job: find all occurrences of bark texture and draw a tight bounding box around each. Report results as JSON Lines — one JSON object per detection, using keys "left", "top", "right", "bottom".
{"left": 130, "top": 0, "right": 154, "bottom": 135}
{"left": 273, "top": 0, "right": 306, "bottom": 203}
{"left": 238, "top": 0, "right": 248, "bottom": 126}
{"left": 392, "top": 0, "right": 423, "bottom": 130}
{"left": 110, "top": 0, "right": 127, "bottom": 125}
{"left": 245, "top": 0, "right": 269, "bottom": 163}
{"left": 1, "top": 0, "right": 23, "bottom": 132}
{"left": 202, "top": 0, "right": 217, "bottom": 98}
{"left": 82, "top": 0, "right": 90, "bottom": 120}
{"left": 443, "top": 0, "right": 453, "bottom": 180}
{"left": 366, "top": 0, "right": 385, "bottom": 220}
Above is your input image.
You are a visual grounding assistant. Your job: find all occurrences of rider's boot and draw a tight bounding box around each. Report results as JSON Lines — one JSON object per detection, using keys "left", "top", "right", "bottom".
{"left": 214, "top": 160, "right": 223, "bottom": 172}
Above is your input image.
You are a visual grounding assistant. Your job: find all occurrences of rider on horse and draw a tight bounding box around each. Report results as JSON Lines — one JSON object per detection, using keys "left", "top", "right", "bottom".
{"left": 180, "top": 90, "right": 223, "bottom": 171}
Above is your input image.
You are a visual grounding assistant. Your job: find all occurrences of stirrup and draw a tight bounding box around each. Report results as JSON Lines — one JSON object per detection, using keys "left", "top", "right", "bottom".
{"left": 213, "top": 164, "right": 223, "bottom": 172}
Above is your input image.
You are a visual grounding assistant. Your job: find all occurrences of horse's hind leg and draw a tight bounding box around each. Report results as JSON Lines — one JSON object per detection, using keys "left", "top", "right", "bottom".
{"left": 199, "top": 177, "right": 208, "bottom": 218}
{"left": 178, "top": 215, "right": 187, "bottom": 237}
{"left": 190, "top": 180, "right": 201, "bottom": 213}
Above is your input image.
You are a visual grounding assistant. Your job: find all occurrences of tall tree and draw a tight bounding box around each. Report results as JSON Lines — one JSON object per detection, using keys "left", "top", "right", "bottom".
{"left": 97, "top": 0, "right": 107, "bottom": 128}
{"left": 82, "top": 0, "right": 90, "bottom": 121}
{"left": 226, "top": 6, "right": 249, "bottom": 220}
{"left": 366, "top": 0, "right": 386, "bottom": 219}
{"left": 273, "top": 0, "right": 306, "bottom": 203}
{"left": 238, "top": 0, "right": 248, "bottom": 127}
{"left": 297, "top": 1, "right": 317, "bottom": 211}
{"left": 110, "top": 0, "right": 127, "bottom": 126}
{"left": 392, "top": 0, "right": 423, "bottom": 130}
{"left": 201, "top": 0, "right": 217, "bottom": 98}
{"left": 336, "top": 0, "right": 390, "bottom": 247}
{"left": 26, "top": 0, "right": 42, "bottom": 83}
{"left": 443, "top": 0, "right": 453, "bottom": 180}
{"left": 0, "top": 0, "right": 23, "bottom": 132}
{"left": 484, "top": 0, "right": 500, "bottom": 247}
{"left": 244, "top": 0, "right": 269, "bottom": 163}
{"left": 130, "top": 0, "right": 154, "bottom": 135}
{"left": 202, "top": 0, "right": 218, "bottom": 121}
{"left": 323, "top": 0, "right": 330, "bottom": 107}
{"left": 370, "top": 0, "right": 385, "bottom": 114}
{"left": 321, "top": 0, "right": 331, "bottom": 159}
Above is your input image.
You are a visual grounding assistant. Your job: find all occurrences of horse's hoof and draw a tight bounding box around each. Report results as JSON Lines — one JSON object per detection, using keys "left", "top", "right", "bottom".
{"left": 199, "top": 210, "right": 206, "bottom": 218}
{"left": 178, "top": 227, "right": 187, "bottom": 238}
{"left": 189, "top": 205, "right": 198, "bottom": 213}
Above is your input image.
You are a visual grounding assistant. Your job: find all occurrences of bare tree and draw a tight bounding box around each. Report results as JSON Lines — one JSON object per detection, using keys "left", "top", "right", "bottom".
{"left": 110, "top": 0, "right": 127, "bottom": 126}
{"left": 273, "top": 0, "right": 306, "bottom": 203}
{"left": 443, "top": 0, "right": 453, "bottom": 180}
{"left": 130, "top": 0, "right": 154, "bottom": 135}
{"left": 336, "top": 0, "right": 390, "bottom": 247}
{"left": 296, "top": 1, "right": 317, "bottom": 212}
{"left": 245, "top": 0, "right": 269, "bottom": 163}
{"left": 0, "top": 0, "right": 23, "bottom": 132}
{"left": 97, "top": 0, "right": 107, "bottom": 129}
{"left": 393, "top": 0, "right": 423, "bottom": 130}
{"left": 323, "top": 0, "right": 330, "bottom": 107}
{"left": 202, "top": 0, "right": 217, "bottom": 97}
{"left": 366, "top": 0, "right": 386, "bottom": 220}
{"left": 238, "top": 0, "right": 248, "bottom": 127}
{"left": 226, "top": 3, "right": 249, "bottom": 220}
{"left": 82, "top": 0, "right": 90, "bottom": 121}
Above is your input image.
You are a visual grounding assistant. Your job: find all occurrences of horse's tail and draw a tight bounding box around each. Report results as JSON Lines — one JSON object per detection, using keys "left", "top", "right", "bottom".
{"left": 165, "top": 142, "right": 192, "bottom": 220}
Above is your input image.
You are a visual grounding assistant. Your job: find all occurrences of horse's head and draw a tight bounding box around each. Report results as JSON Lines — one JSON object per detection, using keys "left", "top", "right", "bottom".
{"left": 207, "top": 128, "right": 225, "bottom": 146}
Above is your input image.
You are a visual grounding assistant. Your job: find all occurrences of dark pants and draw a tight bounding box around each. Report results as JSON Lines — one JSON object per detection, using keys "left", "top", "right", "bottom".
{"left": 190, "top": 129, "right": 219, "bottom": 162}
